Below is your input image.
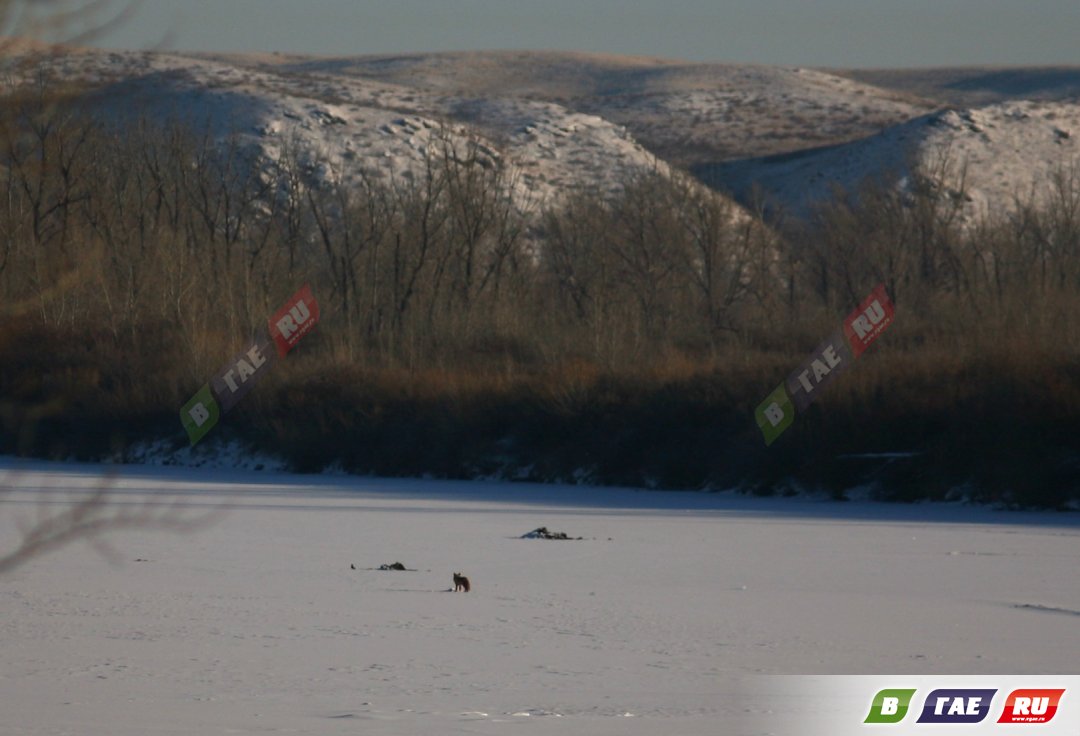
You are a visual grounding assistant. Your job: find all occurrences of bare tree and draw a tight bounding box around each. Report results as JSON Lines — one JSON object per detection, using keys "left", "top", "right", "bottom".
{"left": 0, "top": 469, "right": 216, "bottom": 576}
{"left": 673, "top": 170, "right": 766, "bottom": 341}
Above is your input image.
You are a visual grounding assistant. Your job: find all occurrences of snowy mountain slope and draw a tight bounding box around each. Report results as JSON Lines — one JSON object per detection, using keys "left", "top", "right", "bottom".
{"left": 699, "top": 100, "right": 1080, "bottom": 219}
{"left": 20, "top": 46, "right": 1077, "bottom": 223}
{"left": 26, "top": 48, "right": 683, "bottom": 209}
{"left": 571, "top": 66, "right": 930, "bottom": 167}
{"left": 224, "top": 50, "right": 932, "bottom": 166}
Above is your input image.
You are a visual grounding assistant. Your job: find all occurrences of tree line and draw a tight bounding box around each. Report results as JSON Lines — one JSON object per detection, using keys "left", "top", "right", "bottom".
{"left": 1, "top": 77, "right": 1078, "bottom": 504}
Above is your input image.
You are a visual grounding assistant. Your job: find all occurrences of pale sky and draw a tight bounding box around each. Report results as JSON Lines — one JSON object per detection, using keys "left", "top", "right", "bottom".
{"left": 92, "top": 0, "right": 1080, "bottom": 68}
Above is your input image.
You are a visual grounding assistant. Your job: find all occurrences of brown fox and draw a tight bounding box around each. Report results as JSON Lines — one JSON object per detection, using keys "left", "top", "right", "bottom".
{"left": 453, "top": 572, "right": 471, "bottom": 592}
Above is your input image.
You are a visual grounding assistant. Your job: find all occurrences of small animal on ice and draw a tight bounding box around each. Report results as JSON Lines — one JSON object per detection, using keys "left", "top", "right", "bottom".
{"left": 453, "top": 572, "right": 471, "bottom": 592}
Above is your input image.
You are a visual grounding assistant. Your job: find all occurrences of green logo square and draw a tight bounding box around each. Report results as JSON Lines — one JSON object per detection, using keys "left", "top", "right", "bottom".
{"left": 180, "top": 384, "right": 220, "bottom": 446}
{"left": 755, "top": 383, "right": 794, "bottom": 445}
{"left": 865, "top": 688, "right": 917, "bottom": 723}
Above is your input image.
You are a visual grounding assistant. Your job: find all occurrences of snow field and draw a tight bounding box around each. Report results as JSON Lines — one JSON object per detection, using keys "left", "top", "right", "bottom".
{"left": 2, "top": 461, "right": 1078, "bottom": 735}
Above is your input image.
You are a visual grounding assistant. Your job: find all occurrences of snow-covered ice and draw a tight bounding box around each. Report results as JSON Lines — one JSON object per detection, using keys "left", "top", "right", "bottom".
{"left": 2, "top": 459, "right": 1078, "bottom": 735}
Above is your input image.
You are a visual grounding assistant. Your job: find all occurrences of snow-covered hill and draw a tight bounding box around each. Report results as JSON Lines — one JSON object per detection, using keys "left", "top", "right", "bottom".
{"left": 701, "top": 100, "right": 1080, "bottom": 219}
{"left": 227, "top": 50, "right": 931, "bottom": 166}
{"left": 16, "top": 47, "right": 1079, "bottom": 223}
{"left": 28, "top": 48, "right": 679, "bottom": 209}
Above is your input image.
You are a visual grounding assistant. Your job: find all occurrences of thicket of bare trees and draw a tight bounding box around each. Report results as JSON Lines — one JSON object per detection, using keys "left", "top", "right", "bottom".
{"left": 1, "top": 77, "right": 1078, "bottom": 504}
{"left": 797, "top": 151, "right": 1080, "bottom": 351}
{"left": 0, "top": 85, "right": 784, "bottom": 373}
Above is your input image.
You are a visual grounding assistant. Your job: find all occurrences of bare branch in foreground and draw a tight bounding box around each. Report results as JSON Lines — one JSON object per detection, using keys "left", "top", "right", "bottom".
{"left": 0, "top": 469, "right": 221, "bottom": 576}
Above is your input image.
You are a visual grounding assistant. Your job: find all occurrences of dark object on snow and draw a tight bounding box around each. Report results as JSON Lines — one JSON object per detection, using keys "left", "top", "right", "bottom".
{"left": 379, "top": 562, "right": 409, "bottom": 571}
{"left": 521, "top": 526, "right": 583, "bottom": 540}
{"left": 453, "top": 572, "right": 471, "bottom": 592}
{"left": 350, "top": 563, "right": 356, "bottom": 570}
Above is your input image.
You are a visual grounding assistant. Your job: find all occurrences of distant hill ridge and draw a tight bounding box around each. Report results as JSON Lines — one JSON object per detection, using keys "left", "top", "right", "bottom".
{"left": 698, "top": 100, "right": 1080, "bottom": 220}
{"left": 7, "top": 45, "right": 1080, "bottom": 220}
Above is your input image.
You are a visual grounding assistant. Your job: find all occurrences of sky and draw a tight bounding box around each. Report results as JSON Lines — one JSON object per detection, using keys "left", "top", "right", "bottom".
{"left": 88, "top": 0, "right": 1080, "bottom": 68}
